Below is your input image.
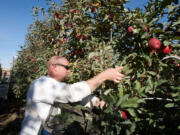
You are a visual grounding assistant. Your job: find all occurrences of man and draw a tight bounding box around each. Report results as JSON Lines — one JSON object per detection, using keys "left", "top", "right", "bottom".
{"left": 19, "top": 56, "right": 125, "bottom": 135}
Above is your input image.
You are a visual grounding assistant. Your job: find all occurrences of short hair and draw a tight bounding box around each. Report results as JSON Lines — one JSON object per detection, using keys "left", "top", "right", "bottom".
{"left": 47, "top": 56, "right": 65, "bottom": 67}
{"left": 47, "top": 56, "right": 67, "bottom": 76}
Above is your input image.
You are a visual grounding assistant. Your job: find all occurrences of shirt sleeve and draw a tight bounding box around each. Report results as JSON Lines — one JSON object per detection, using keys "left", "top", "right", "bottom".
{"left": 55, "top": 81, "right": 91, "bottom": 103}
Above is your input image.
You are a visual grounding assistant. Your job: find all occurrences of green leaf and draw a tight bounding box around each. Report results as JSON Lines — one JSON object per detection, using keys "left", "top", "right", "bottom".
{"left": 147, "top": 71, "right": 156, "bottom": 76}
{"left": 172, "top": 20, "right": 180, "bottom": 26}
{"left": 103, "top": 14, "right": 109, "bottom": 22}
{"left": 134, "top": 80, "right": 141, "bottom": 91}
{"left": 117, "top": 84, "right": 124, "bottom": 98}
{"left": 104, "top": 89, "right": 113, "bottom": 95}
{"left": 156, "top": 79, "right": 168, "bottom": 87}
{"left": 150, "top": 29, "right": 164, "bottom": 34}
{"left": 146, "top": 76, "right": 153, "bottom": 91}
{"left": 165, "top": 103, "right": 175, "bottom": 108}
{"left": 104, "top": 104, "right": 113, "bottom": 113}
{"left": 123, "top": 65, "right": 133, "bottom": 75}
{"left": 116, "top": 94, "right": 129, "bottom": 107}
{"left": 109, "top": 93, "right": 116, "bottom": 104}
{"left": 170, "top": 86, "right": 180, "bottom": 90}
{"left": 143, "top": 55, "right": 152, "bottom": 66}
{"left": 120, "top": 97, "right": 140, "bottom": 108}
{"left": 101, "top": 94, "right": 114, "bottom": 105}
{"left": 172, "top": 44, "right": 180, "bottom": 48}
{"left": 121, "top": 53, "right": 137, "bottom": 66}
{"left": 172, "top": 36, "right": 180, "bottom": 40}
{"left": 139, "top": 87, "right": 146, "bottom": 95}
{"left": 126, "top": 108, "right": 137, "bottom": 117}
{"left": 163, "top": 40, "right": 171, "bottom": 46}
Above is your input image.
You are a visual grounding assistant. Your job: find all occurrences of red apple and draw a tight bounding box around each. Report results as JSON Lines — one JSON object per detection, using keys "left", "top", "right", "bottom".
{"left": 57, "top": 14, "right": 61, "bottom": 19}
{"left": 177, "top": 64, "right": 180, "bottom": 68}
{"left": 148, "top": 38, "right": 161, "bottom": 50}
{"left": 59, "top": 38, "right": 67, "bottom": 45}
{"left": 73, "top": 10, "right": 79, "bottom": 14}
{"left": 75, "top": 49, "right": 82, "bottom": 54}
{"left": 82, "top": 35, "right": 88, "bottom": 40}
{"left": 141, "top": 74, "right": 146, "bottom": 78}
{"left": 128, "top": 26, "right": 133, "bottom": 33}
{"left": 121, "top": 111, "right": 127, "bottom": 120}
{"left": 67, "top": 24, "right": 72, "bottom": 28}
{"left": 64, "top": 24, "right": 72, "bottom": 28}
{"left": 162, "top": 45, "right": 172, "bottom": 54}
{"left": 76, "top": 33, "right": 81, "bottom": 39}
{"left": 147, "top": 46, "right": 157, "bottom": 53}
{"left": 55, "top": 12, "right": 61, "bottom": 19}
{"left": 63, "top": 38, "right": 67, "bottom": 42}
{"left": 30, "top": 58, "right": 35, "bottom": 62}
{"left": 36, "top": 44, "right": 40, "bottom": 47}
{"left": 69, "top": 9, "right": 74, "bottom": 12}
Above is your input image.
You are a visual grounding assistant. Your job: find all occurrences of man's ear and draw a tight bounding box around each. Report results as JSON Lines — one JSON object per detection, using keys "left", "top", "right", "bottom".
{"left": 53, "top": 65, "right": 57, "bottom": 72}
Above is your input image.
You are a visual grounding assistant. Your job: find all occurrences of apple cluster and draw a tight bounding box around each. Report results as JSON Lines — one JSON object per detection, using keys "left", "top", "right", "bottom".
{"left": 128, "top": 26, "right": 172, "bottom": 54}
{"left": 148, "top": 38, "right": 172, "bottom": 54}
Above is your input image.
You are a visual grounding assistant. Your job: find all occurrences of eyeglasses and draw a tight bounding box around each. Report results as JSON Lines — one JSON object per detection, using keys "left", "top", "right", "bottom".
{"left": 54, "top": 64, "right": 70, "bottom": 70}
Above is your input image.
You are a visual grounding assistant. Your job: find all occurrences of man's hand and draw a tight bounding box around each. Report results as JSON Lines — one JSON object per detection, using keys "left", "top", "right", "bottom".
{"left": 95, "top": 98, "right": 106, "bottom": 109}
{"left": 104, "top": 67, "right": 124, "bottom": 83}
{"left": 87, "top": 66, "right": 125, "bottom": 92}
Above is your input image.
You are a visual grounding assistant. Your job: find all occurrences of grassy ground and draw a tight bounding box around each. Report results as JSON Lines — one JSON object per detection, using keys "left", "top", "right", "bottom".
{"left": 0, "top": 98, "right": 25, "bottom": 135}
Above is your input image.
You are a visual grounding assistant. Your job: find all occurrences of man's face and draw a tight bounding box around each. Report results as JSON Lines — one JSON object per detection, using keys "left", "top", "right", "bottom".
{"left": 54, "top": 58, "right": 70, "bottom": 81}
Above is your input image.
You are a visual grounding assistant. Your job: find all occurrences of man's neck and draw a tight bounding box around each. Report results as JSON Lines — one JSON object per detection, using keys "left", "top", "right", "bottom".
{"left": 47, "top": 74, "right": 63, "bottom": 82}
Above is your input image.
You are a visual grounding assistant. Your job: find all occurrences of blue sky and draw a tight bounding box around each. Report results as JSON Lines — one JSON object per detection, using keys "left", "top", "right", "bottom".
{"left": 0, "top": 0, "right": 149, "bottom": 69}
{"left": 0, "top": 0, "right": 48, "bottom": 69}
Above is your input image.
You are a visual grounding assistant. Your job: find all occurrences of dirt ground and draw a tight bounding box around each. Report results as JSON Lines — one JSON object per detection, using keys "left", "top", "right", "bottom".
{"left": 0, "top": 98, "right": 25, "bottom": 135}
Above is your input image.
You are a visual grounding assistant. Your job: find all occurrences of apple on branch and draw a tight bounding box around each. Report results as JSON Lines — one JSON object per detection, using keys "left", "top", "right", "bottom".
{"left": 162, "top": 45, "right": 172, "bottom": 54}
{"left": 148, "top": 38, "right": 161, "bottom": 53}
{"left": 128, "top": 26, "right": 133, "bottom": 33}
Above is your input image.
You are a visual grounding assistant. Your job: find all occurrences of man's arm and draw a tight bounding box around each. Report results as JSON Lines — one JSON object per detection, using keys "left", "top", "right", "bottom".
{"left": 86, "top": 67, "right": 124, "bottom": 92}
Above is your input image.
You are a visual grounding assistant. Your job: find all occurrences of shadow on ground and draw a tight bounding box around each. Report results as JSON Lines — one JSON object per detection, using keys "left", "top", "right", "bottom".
{"left": 0, "top": 98, "right": 25, "bottom": 135}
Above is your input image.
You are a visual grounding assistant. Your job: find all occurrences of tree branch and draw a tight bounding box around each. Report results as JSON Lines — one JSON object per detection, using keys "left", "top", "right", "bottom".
{"left": 143, "top": 97, "right": 173, "bottom": 102}
{"left": 162, "top": 55, "right": 180, "bottom": 61}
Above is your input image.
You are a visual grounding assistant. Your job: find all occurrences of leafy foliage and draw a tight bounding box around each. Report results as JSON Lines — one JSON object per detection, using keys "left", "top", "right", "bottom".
{"left": 10, "top": 0, "right": 180, "bottom": 134}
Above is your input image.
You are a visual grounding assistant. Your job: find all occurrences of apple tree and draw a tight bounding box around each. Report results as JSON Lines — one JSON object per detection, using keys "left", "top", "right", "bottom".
{"left": 10, "top": 0, "right": 180, "bottom": 134}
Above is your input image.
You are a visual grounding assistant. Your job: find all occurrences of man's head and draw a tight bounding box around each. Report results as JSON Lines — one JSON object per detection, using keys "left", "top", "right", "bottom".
{"left": 48, "top": 56, "right": 70, "bottom": 81}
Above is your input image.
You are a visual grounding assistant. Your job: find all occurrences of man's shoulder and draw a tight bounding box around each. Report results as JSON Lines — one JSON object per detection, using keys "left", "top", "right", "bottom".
{"left": 33, "top": 76, "right": 66, "bottom": 86}
{"left": 35, "top": 76, "right": 54, "bottom": 82}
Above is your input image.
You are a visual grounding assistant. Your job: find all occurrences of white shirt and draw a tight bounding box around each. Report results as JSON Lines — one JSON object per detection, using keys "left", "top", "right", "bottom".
{"left": 19, "top": 76, "right": 91, "bottom": 135}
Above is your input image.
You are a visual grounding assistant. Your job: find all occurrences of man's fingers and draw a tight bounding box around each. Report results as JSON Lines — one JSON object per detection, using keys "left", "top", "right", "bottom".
{"left": 115, "top": 66, "right": 123, "bottom": 72}
{"left": 118, "top": 73, "right": 125, "bottom": 78}
{"left": 117, "top": 76, "right": 124, "bottom": 80}
{"left": 114, "top": 79, "right": 121, "bottom": 83}
{"left": 96, "top": 98, "right": 100, "bottom": 106}
{"left": 114, "top": 75, "right": 125, "bottom": 83}
{"left": 100, "top": 101, "right": 106, "bottom": 109}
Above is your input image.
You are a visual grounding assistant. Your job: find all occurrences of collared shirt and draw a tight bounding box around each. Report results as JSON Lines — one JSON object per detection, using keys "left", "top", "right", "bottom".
{"left": 19, "top": 76, "right": 91, "bottom": 135}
